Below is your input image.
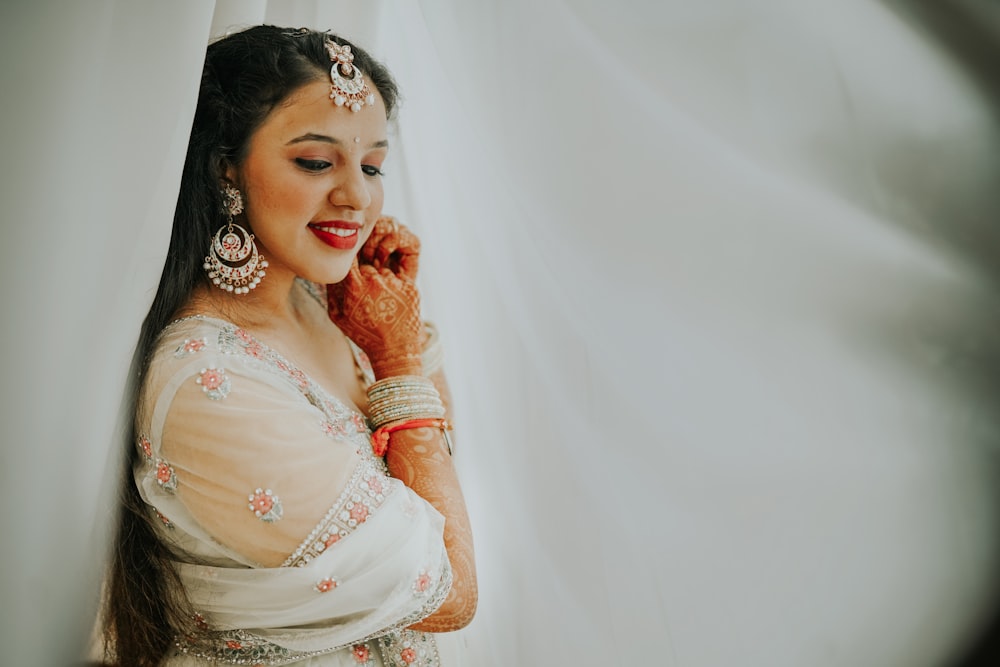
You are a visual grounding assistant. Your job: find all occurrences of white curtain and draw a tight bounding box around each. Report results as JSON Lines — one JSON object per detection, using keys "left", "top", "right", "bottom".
{"left": 0, "top": 2, "right": 217, "bottom": 665}
{"left": 3, "top": 1, "right": 999, "bottom": 665}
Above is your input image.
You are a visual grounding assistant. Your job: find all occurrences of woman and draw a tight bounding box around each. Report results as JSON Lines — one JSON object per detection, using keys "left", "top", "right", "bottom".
{"left": 103, "top": 25, "right": 476, "bottom": 666}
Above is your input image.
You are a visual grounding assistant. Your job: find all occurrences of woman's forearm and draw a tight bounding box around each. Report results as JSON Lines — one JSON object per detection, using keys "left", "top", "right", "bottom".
{"left": 385, "top": 425, "right": 478, "bottom": 631}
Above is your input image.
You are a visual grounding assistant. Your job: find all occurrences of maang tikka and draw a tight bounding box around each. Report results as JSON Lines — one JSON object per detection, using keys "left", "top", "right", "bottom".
{"left": 326, "top": 40, "right": 375, "bottom": 112}
{"left": 203, "top": 183, "right": 268, "bottom": 294}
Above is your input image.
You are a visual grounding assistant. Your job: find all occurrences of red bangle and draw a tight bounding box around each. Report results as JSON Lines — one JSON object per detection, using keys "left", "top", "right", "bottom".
{"left": 371, "top": 418, "right": 452, "bottom": 457}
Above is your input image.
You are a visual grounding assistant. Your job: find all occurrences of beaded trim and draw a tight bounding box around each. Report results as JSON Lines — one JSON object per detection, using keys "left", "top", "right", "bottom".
{"left": 174, "top": 627, "right": 444, "bottom": 666}
{"left": 281, "top": 457, "right": 395, "bottom": 568}
{"left": 172, "top": 553, "right": 451, "bottom": 665}
{"left": 160, "top": 318, "right": 376, "bottom": 454}
{"left": 174, "top": 628, "right": 302, "bottom": 665}
{"left": 207, "top": 321, "right": 375, "bottom": 454}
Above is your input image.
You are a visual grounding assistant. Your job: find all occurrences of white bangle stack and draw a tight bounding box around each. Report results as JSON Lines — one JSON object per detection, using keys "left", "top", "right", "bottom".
{"left": 367, "top": 375, "right": 446, "bottom": 430}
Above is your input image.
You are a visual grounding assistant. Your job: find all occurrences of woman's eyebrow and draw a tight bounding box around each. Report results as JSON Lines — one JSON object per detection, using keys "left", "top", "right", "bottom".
{"left": 287, "top": 132, "right": 340, "bottom": 145}
{"left": 287, "top": 133, "right": 389, "bottom": 149}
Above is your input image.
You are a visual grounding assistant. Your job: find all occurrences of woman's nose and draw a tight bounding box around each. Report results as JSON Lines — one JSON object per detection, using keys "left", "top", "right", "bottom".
{"left": 330, "top": 168, "right": 371, "bottom": 210}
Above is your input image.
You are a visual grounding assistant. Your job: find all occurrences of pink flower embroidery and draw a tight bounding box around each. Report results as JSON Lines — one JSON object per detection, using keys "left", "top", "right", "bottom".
{"left": 349, "top": 503, "right": 368, "bottom": 524}
{"left": 324, "top": 533, "right": 341, "bottom": 548}
{"left": 225, "top": 640, "right": 242, "bottom": 650}
{"left": 137, "top": 435, "right": 152, "bottom": 459}
{"left": 200, "top": 368, "right": 223, "bottom": 389}
{"left": 414, "top": 571, "right": 431, "bottom": 594}
{"left": 366, "top": 475, "right": 383, "bottom": 495}
{"left": 155, "top": 460, "right": 177, "bottom": 492}
{"left": 315, "top": 577, "right": 338, "bottom": 593}
{"left": 247, "top": 488, "right": 283, "bottom": 522}
{"left": 252, "top": 493, "right": 272, "bottom": 514}
{"left": 244, "top": 340, "right": 264, "bottom": 358}
{"left": 400, "top": 647, "right": 416, "bottom": 664}
{"left": 323, "top": 420, "right": 346, "bottom": 437}
{"left": 196, "top": 367, "right": 230, "bottom": 400}
{"left": 351, "top": 413, "right": 368, "bottom": 432}
{"left": 352, "top": 644, "right": 370, "bottom": 662}
{"left": 193, "top": 613, "right": 209, "bottom": 631}
{"left": 235, "top": 328, "right": 252, "bottom": 343}
{"left": 174, "top": 337, "right": 207, "bottom": 357}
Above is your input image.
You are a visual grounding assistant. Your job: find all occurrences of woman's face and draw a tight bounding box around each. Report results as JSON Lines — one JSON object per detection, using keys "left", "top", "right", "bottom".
{"left": 227, "top": 78, "right": 389, "bottom": 286}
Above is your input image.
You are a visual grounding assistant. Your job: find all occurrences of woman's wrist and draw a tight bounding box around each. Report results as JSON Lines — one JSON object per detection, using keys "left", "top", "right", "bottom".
{"left": 370, "top": 354, "right": 423, "bottom": 379}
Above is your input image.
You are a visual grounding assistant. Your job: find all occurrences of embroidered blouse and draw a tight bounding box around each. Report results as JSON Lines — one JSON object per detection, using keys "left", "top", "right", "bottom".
{"left": 133, "top": 315, "right": 452, "bottom": 666}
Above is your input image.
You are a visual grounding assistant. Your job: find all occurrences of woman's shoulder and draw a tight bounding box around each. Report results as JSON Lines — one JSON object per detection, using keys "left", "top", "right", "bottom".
{"left": 141, "top": 315, "right": 303, "bottom": 410}
{"left": 154, "top": 313, "right": 227, "bottom": 352}
{"left": 154, "top": 314, "right": 244, "bottom": 352}
{"left": 148, "top": 315, "right": 239, "bottom": 378}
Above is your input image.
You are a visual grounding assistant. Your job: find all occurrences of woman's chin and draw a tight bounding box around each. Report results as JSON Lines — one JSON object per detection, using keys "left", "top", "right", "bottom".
{"left": 305, "top": 264, "right": 354, "bottom": 287}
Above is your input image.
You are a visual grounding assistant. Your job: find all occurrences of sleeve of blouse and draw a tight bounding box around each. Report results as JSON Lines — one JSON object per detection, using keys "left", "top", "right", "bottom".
{"left": 147, "top": 359, "right": 434, "bottom": 569}
{"left": 133, "top": 332, "right": 452, "bottom": 656}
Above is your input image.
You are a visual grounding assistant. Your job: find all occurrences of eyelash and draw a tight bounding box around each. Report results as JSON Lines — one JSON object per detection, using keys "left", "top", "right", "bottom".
{"left": 295, "top": 158, "right": 330, "bottom": 171}
{"left": 295, "top": 158, "right": 384, "bottom": 177}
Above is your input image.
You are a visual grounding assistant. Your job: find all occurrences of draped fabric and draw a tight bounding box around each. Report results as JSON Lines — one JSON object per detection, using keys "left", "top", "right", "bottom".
{"left": 2, "top": 1, "right": 1000, "bottom": 666}
{"left": 136, "top": 314, "right": 452, "bottom": 665}
{"left": 0, "top": 3, "right": 219, "bottom": 665}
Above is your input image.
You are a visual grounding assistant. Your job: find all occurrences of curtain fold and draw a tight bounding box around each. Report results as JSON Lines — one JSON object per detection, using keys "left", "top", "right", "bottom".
{"left": 0, "top": 3, "right": 217, "bottom": 665}
{"left": 392, "top": 2, "right": 1000, "bottom": 664}
{"left": 3, "top": 1, "right": 999, "bottom": 665}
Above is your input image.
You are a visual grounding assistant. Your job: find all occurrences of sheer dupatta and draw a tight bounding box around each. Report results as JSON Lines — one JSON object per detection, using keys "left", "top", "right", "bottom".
{"left": 135, "top": 317, "right": 451, "bottom": 664}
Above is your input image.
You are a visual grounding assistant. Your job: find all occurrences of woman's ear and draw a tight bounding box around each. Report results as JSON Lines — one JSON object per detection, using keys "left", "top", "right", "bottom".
{"left": 220, "top": 158, "right": 239, "bottom": 186}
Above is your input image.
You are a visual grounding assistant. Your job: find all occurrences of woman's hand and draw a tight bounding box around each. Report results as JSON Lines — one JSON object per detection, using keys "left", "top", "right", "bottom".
{"left": 327, "top": 217, "right": 424, "bottom": 378}
{"left": 333, "top": 219, "right": 479, "bottom": 630}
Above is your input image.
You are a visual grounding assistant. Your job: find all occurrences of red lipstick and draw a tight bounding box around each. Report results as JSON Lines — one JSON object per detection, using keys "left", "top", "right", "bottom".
{"left": 308, "top": 220, "right": 361, "bottom": 250}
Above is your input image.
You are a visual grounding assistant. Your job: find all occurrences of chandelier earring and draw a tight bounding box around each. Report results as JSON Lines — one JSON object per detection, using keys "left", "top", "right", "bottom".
{"left": 203, "top": 183, "right": 268, "bottom": 294}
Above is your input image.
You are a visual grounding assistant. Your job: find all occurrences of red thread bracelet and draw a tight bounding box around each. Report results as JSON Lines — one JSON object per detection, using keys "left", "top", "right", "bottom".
{"left": 371, "top": 418, "right": 452, "bottom": 457}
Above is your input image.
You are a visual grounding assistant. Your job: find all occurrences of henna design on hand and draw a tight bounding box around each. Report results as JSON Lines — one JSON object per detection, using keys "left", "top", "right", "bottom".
{"left": 327, "top": 218, "right": 424, "bottom": 377}
{"left": 359, "top": 217, "right": 421, "bottom": 279}
{"left": 386, "top": 427, "right": 478, "bottom": 631}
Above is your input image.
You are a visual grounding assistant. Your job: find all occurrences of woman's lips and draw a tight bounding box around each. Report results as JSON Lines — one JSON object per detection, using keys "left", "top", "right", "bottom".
{"left": 308, "top": 221, "right": 360, "bottom": 250}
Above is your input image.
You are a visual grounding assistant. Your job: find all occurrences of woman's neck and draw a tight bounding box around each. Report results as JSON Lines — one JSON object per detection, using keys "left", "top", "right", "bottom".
{"left": 183, "top": 268, "right": 314, "bottom": 334}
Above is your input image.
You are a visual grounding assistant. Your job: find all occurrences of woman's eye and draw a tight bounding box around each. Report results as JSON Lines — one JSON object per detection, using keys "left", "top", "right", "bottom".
{"left": 362, "top": 165, "right": 385, "bottom": 177}
{"left": 295, "top": 158, "right": 331, "bottom": 171}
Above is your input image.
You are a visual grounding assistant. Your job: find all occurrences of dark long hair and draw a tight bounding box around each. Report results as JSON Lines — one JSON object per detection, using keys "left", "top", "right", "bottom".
{"left": 104, "top": 26, "right": 398, "bottom": 667}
